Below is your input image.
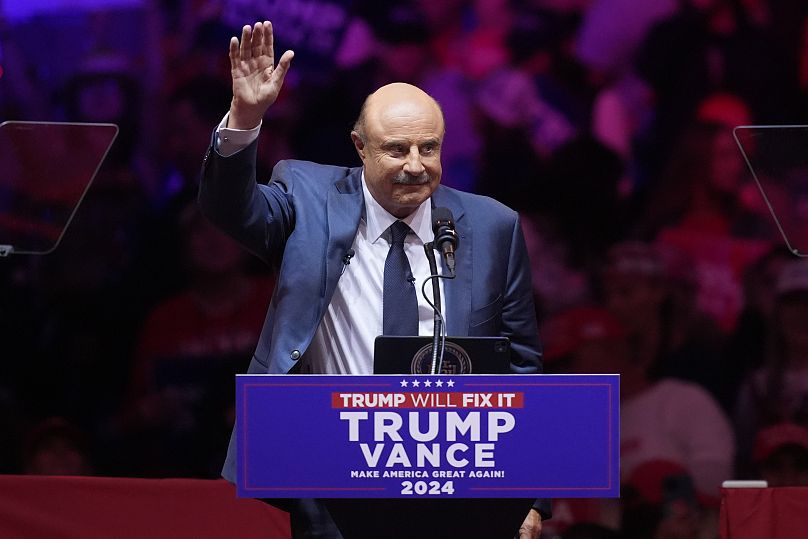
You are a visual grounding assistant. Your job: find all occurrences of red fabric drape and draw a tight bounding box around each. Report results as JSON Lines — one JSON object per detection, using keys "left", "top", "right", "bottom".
{"left": 0, "top": 476, "right": 290, "bottom": 539}
{"left": 721, "top": 487, "right": 808, "bottom": 539}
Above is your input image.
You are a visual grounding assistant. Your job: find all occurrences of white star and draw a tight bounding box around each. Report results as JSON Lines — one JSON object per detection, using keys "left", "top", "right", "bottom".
{"left": 435, "top": 380, "right": 444, "bottom": 387}
{"left": 446, "top": 380, "right": 455, "bottom": 387}
{"left": 412, "top": 379, "right": 421, "bottom": 387}
{"left": 400, "top": 379, "right": 408, "bottom": 387}
{"left": 424, "top": 379, "right": 433, "bottom": 387}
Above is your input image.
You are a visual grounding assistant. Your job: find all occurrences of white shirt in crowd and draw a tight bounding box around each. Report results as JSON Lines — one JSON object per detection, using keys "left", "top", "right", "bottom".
{"left": 621, "top": 378, "right": 735, "bottom": 496}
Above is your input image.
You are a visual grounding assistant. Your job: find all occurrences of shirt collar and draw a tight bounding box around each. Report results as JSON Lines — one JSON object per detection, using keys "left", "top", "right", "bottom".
{"left": 361, "top": 170, "right": 433, "bottom": 245}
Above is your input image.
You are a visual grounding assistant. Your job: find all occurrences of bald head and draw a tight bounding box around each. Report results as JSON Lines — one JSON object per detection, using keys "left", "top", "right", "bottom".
{"left": 350, "top": 83, "right": 445, "bottom": 218}
{"left": 353, "top": 83, "right": 445, "bottom": 142}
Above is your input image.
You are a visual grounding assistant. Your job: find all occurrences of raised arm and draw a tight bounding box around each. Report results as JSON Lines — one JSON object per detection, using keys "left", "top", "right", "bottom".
{"left": 228, "top": 21, "right": 294, "bottom": 129}
{"left": 198, "top": 21, "right": 296, "bottom": 264}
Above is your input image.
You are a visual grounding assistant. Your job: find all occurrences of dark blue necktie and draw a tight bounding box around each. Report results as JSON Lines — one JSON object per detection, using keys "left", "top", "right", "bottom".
{"left": 383, "top": 221, "right": 419, "bottom": 335}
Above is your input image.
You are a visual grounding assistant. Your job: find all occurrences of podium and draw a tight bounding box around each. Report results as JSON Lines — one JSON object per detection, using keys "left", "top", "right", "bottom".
{"left": 236, "top": 373, "right": 620, "bottom": 538}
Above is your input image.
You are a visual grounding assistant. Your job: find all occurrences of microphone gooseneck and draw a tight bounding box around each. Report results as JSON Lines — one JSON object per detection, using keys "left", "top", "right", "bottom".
{"left": 421, "top": 207, "right": 460, "bottom": 374}
{"left": 423, "top": 243, "right": 444, "bottom": 375}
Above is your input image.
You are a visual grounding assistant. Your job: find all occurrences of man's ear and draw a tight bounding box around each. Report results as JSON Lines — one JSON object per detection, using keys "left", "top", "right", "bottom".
{"left": 350, "top": 131, "right": 366, "bottom": 160}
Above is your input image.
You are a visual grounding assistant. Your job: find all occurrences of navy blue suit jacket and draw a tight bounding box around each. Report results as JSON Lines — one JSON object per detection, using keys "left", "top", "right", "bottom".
{"left": 198, "top": 139, "right": 543, "bottom": 491}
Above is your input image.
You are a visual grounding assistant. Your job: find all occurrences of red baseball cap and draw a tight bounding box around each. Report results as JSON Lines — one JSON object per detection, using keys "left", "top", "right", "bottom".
{"left": 753, "top": 423, "right": 808, "bottom": 463}
{"left": 543, "top": 306, "right": 627, "bottom": 361}
{"left": 624, "top": 459, "right": 691, "bottom": 505}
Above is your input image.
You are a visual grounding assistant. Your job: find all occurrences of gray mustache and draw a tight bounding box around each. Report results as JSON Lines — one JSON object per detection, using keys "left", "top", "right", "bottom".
{"left": 393, "top": 172, "right": 430, "bottom": 185}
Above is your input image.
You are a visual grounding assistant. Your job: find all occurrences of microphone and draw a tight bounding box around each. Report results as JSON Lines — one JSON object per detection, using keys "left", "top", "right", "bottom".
{"left": 432, "top": 207, "right": 458, "bottom": 276}
{"left": 342, "top": 249, "right": 355, "bottom": 266}
{"left": 341, "top": 249, "right": 355, "bottom": 275}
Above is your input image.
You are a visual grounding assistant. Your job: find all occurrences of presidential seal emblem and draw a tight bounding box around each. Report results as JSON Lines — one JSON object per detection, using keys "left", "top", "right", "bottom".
{"left": 411, "top": 341, "right": 473, "bottom": 374}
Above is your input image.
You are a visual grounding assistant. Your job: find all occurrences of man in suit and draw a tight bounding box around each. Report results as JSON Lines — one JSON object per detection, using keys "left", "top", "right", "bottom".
{"left": 199, "top": 21, "right": 547, "bottom": 539}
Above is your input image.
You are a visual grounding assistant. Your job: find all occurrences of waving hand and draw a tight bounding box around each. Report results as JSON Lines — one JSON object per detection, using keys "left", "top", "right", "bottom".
{"left": 228, "top": 21, "right": 294, "bottom": 130}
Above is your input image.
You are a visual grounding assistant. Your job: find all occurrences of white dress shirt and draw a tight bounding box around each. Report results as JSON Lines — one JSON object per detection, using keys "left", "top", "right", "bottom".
{"left": 216, "top": 115, "right": 445, "bottom": 374}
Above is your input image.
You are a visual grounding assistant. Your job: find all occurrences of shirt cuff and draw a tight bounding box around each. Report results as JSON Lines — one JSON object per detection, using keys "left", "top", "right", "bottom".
{"left": 215, "top": 112, "right": 261, "bottom": 157}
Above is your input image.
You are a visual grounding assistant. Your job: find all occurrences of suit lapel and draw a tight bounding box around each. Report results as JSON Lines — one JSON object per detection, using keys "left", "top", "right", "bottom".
{"left": 432, "top": 186, "right": 470, "bottom": 336}
{"left": 324, "top": 167, "right": 364, "bottom": 304}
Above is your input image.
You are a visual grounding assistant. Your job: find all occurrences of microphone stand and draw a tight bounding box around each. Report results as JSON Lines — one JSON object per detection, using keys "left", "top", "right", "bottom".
{"left": 424, "top": 242, "right": 445, "bottom": 375}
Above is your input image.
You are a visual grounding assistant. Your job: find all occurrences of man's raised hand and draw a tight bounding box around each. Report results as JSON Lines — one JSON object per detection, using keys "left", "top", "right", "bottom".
{"left": 228, "top": 21, "right": 294, "bottom": 130}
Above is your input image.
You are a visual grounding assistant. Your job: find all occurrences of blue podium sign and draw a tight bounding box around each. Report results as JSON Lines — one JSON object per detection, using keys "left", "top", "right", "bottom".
{"left": 236, "top": 374, "right": 619, "bottom": 499}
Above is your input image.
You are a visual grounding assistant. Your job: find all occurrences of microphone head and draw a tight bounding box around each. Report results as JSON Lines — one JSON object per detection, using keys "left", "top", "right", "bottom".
{"left": 432, "top": 207, "right": 455, "bottom": 234}
{"left": 432, "top": 207, "right": 458, "bottom": 251}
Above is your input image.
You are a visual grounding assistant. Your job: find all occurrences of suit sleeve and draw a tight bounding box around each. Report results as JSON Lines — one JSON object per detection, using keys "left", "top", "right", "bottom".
{"left": 502, "top": 214, "right": 543, "bottom": 375}
{"left": 197, "top": 133, "right": 295, "bottom": 266}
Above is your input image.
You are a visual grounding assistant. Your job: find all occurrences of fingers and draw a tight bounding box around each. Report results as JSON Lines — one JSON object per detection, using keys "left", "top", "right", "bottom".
{"left": 234, "top": 22, "right": 275, "bottom": 62}
{"left": 228, "top": 36, "right": 239, "bottom": 70}
{"left": 516, "top": 509, "right": 541, "bottom": 539}
{"left": 277, "top": 50, "right": 295, "bottom": 70}
{"left": 232, "top": 21, "right": 289, "bottom": 90}
{"left": 239, "top": 24, "right": 252, "bottom": 60}
{"left": 264, "top": 20, "right": 274, "bottom": 63}
{"left": 251, "top": 21, "right": 263, "bottom": 60}
{"left": 271, "top": 50, "right": 295, "bottom": 85}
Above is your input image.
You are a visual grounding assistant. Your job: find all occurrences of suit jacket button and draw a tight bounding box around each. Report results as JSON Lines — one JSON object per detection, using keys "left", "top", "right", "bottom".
{"left": 290, "top": 350, "right": 301, "bottom": 360}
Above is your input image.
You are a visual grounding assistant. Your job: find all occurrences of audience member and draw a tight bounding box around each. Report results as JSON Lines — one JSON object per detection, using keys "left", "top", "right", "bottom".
{"left": 120, "top": 203, "right": 273, "bottom": 477}
{"left": 753, "top": 422, "right": 808, "bottom": 487}
{"left": 159, "top": 76, "right": 235, "bottom": 207}
{"left": 735, "top": 259, "right": 808, "bottom": 470}
{"left": 639, "top": 119, "right": 773, "bottom": 331}
{"left": 601, "top": 241, "right": 725, "bottom": 399}
{"left": 575, "top": 0, "right": 677, "bottom": 79}
{"left": 722, "top": 246, "right": 795, "bottom": 411}
{"left": 19, "top": 50, "right": 155, "bottom": 435}
{"left": 292, "top": 4, "right": 431, "bottom": 168}
{"left": 620, "top": 460, "right": 703, "bottom": 539}
{"left": 520, "top": 212, "right": 592, "bottom": 321}
{"left": 22, "top": 417, "right": 94, "bottom": 476}
{"left": 639, "top": 120, "right": 768, "bottom": 240}
{"left": 544, "top": 306, "right": 735, "bottom": 498}
{"left": 634, "top": 0, "right": 800, "bottom": 178}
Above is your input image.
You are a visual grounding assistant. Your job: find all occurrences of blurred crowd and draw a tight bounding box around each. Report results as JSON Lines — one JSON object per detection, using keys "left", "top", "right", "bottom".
{"left": 3, "top": 0, "right": 808, "bottom": 537}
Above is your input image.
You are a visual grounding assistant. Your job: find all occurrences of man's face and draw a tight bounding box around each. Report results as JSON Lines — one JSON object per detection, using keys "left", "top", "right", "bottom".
{"left": 352, "top": 92, "right": 443, "bottom": 218}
